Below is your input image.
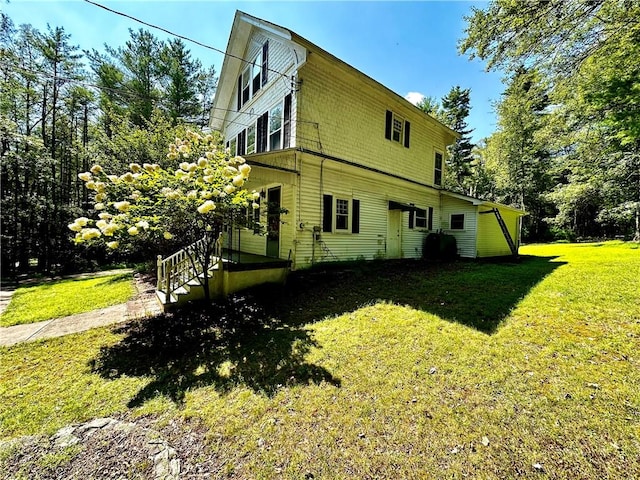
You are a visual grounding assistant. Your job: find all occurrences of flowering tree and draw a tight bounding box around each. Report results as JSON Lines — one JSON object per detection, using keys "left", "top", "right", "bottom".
{"left": 69, "top": 129, "right": 259, "bottom": 301}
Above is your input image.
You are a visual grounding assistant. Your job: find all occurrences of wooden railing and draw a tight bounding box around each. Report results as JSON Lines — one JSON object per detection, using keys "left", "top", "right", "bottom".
{"left": 156, "top": 233, "right": 223, "bottom": 302}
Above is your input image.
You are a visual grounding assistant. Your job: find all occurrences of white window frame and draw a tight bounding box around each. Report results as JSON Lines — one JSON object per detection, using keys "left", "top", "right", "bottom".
{"left": 450, "top": 213, "right": 465, "bottom": 230}
{"left": 392, "top": 113, "right": 404, "bottom": 144}
{"left": 252, "top": 50, "right": 263, "bottom": 93}
{"left": 246, "top": 123, "right": 256, "bottom": 154}
{"left": 268, "top": 101, "right": 283, "bottom": 151}
{"left": 335, "top": 198, "right": 350, "bottom": 231}
{"left": 434, "top": 150, "right": 444, "bottom": 186}
{"left": 415, "top": 208, "right": 427, "bottom": 228}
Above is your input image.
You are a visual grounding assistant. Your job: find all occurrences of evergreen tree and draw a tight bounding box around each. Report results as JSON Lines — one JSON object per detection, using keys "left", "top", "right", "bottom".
{"left": 159, "top": 38, "right": 202, "bottom": 125}
{"left": 439, "top": 86, "right": 475, "bottom": 195}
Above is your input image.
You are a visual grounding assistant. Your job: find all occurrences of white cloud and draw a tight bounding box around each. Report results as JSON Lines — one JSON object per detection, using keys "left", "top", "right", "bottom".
{"left": 404, "top": 92, "right": 425, "bottom": 106}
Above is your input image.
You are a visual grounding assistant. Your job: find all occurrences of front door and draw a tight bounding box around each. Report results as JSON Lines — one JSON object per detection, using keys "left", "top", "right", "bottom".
{"left": 387, "top": 209, "right": 402, "bottom": 258}
{"left": 266, "top": 186, "right": 281, "bottom": 258}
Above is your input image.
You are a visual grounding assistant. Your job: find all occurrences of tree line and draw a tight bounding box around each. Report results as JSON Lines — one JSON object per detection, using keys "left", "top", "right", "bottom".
{"left": 424, "top": 0, "right": 639, "bottom": 242}
{"left": 2, "top": 2, "right": 638, "bottom": 279}
{"left": 0, "top": 13, "right": 217, "bottom": 278}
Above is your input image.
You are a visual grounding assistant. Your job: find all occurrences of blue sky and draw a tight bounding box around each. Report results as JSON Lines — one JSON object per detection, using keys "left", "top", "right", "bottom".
{"left": 2, "top": 0, "right": 502, "bottom": 141}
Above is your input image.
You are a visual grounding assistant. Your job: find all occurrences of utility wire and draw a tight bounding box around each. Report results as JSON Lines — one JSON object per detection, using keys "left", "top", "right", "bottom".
{"left": 2, "top": 60, "right": 318, "bottom": 130}
{"left": 82, "top": 0, "right": 290, "bottom": 81}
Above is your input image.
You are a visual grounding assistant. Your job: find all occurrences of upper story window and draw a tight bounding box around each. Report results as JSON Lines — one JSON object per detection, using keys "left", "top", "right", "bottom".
{"left": 434, "top": 151, "right": 443, "bottom": 186}
{"left": 385, "top": 110, "right": 410, "bottom": 148}
{"left": 269, "top": 103, "right": 283, "bottom": 151}
{"left": 229, "top": 93, "right": 291, "bottom": 156}
{"left": 237, "top": 41, "right": 269, "bottom": 110}
{"left": 246, "top": 124, "right": 256, "bottom": 154}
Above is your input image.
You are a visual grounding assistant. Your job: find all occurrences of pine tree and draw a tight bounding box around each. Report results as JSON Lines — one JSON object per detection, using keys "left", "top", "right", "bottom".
{"left": 440, "top": 86, "right": 475, "bottom": 195}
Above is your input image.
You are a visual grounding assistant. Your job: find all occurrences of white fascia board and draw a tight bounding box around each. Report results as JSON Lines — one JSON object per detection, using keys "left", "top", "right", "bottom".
{"left": 210, "top": 11, "right": 306, "bottom": 132}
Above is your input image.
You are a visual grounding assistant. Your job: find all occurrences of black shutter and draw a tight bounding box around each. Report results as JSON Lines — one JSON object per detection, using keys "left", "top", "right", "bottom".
{"left": 352, "top": 199, "right": 360, "bottom": 234}
{"left": 404, "top": 121, "right": 411, "bottom": 148}
{"left": 409, "top": 210, "right": 415, "bottom": 229}
{"left": 428, "top": 206, "right": 434, "bottom": 230}
{"left": 237, "top": 75, "right": 242, "bottom": 110}
{"left": 262, "top": 41, "right": 269, "bottom": 86}
{"left": 237, "top": 130, "right": 246, "bottom": 156}
{"left": 257, "top": 112, "right": 268, "bottom": 153}
{"left": 283, "top": 93, "right": 292, "bottom": 148}
{"left": 385, "top": 110, "right": 392, "bottom": 140}
{"left": 322, "top": 194, "right": 333, "bottom": 232}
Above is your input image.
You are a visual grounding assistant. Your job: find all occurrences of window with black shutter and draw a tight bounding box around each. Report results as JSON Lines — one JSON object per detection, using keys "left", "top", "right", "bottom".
{"left": 385, "top": 110, "right": 409, "bottom": 147}
{"left": 428, "top": 206, "right": 434, "bottom": 230}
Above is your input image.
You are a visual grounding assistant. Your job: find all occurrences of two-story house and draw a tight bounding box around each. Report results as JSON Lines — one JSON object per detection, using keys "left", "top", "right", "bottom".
{"left": 210, "top": 11, "right": 525, "bottom": 269}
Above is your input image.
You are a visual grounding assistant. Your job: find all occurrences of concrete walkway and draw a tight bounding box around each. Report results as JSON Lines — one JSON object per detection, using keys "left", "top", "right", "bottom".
{"left": 0, "top": 271, "right": 162, "bottom": 348}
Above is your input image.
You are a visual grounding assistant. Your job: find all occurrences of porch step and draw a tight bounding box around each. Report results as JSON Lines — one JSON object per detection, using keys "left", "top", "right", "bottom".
{"left": 155, "top": 290, "right": 178, "bottom": 305}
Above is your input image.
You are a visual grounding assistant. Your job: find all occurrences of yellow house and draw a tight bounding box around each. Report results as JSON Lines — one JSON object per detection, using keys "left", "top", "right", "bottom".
{"left": 210, "top": 11, "right": 526, "bottom": 268}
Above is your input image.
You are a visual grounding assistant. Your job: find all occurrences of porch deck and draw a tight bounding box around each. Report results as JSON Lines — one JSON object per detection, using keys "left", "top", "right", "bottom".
{"left": 220, "top": 249, "right": 292, "bottom": 271}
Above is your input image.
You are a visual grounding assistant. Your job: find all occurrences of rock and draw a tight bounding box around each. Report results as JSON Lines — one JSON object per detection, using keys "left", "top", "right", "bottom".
{"left": 51, "top": 426, "right": 80, "bottom": 448}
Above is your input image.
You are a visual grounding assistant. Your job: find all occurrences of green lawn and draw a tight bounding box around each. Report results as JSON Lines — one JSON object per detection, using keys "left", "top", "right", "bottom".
{"left": 0, "top": 273, "right": 135, "bottom": 327}
{"left": 1, "top": 242, "right": 639, "bottom": 479}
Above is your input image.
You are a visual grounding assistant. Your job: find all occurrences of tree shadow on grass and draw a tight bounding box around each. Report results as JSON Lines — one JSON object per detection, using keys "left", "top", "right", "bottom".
{"left": 250, "top": 254, "right": 566, "bottom": 335}
{"left": 90, "top": 296, "right": 340, "bottom": 407}
{"left": 91, "top": 255, "right": 562, "bottom": 406}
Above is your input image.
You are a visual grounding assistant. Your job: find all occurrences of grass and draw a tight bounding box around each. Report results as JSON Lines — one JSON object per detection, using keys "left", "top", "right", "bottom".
{"left": 1, "top": 241, "right": 639, "bottom": 479}
{"left": 0, "top": 273, "right": 135, "bottom": 327}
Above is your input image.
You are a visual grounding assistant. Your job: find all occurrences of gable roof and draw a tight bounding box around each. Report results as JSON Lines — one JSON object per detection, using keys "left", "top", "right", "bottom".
{"left": 211, "top": 11, "right": 458, "bottom": 142}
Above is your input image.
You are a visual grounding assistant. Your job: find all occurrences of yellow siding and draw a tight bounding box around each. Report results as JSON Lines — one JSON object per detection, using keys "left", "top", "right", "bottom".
{"left": 296, "top": 51, "right": 452, "bottom": 187}
{"left": 440, "top": 197, "right": 478, "bottom": 258}
{"left": 227, "top": 163, "right": 297, "bottom": 259}
{"left": 292, "top": 152, "right": 439, "bottom": 268}
{"left": 476, "top": 209, "right": 520, "bottom": 257}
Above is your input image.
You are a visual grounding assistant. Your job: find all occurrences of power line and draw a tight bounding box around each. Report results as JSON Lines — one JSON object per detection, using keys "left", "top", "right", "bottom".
{"left": 3, "top": 60, "right": 318, "bottom": 132}
{"left": 82, "top": 0, "right": 290, "bottom": 82}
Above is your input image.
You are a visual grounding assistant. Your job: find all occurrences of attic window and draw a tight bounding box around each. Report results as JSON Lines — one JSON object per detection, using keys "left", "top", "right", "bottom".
{"left": 392, "top": 115, "right": 403, "bottom": 143}
{"left": 237, "top": 41, "right": 270, "bottom": 110}
{"left": 385, "top": 110, "right": 411, "bottom": 148}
